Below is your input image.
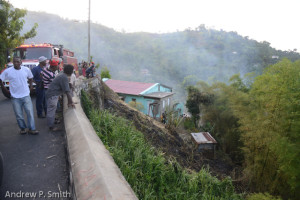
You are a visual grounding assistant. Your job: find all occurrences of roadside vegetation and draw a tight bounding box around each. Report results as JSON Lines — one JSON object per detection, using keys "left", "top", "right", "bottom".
{"left": 81, "top": 90, "right": 242, "bottom": 200}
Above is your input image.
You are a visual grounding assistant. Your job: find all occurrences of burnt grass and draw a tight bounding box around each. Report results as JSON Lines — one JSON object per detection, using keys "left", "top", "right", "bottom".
{"left": 89, "top": 80, "right": 242, "bottom": 188}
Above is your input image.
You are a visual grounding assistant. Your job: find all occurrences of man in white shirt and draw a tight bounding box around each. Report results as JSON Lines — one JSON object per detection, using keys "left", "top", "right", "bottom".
{"left": 0, "top": 57, "right": 39, "bottom": 135}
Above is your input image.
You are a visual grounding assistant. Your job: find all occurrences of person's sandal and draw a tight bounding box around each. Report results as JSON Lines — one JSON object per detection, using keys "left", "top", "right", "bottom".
{"left": 28, "top": 130, "right": 39, "bottom": 135}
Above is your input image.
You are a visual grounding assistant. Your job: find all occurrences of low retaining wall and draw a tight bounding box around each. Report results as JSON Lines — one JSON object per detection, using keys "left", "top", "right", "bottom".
{"left": 63, "top": 77, "right": 138, "bottom": 200}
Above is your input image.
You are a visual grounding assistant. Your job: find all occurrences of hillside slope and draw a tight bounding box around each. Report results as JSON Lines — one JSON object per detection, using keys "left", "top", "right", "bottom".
{"left": 87, "top": 79, "right": 236, "bottom": 179}
{"left": 22, "top": 11, "right": 300, "bottom": 103}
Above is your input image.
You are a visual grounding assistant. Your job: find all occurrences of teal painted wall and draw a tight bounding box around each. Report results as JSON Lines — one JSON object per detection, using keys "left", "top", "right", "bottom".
{"left": 120, "top": 94, "right": 156, "bottom": 115}
{"left": 159, "top": 85, "right": 172, "bottom": 92}
{"left": 174, "top": 103, "right": 184, "bottom": 116}
{"left": 118, "top": 83, "right": 172, "bottom": 117}
{"left": 141, "top": 83, "right": 172, "bottom": 95}
{"left": 141, "top": 84, "right": 159, "bottom": 95}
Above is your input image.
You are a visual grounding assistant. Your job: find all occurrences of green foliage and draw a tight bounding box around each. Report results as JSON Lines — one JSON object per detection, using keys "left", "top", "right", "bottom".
{"left": 86, "top": 108, "right": 242, "bottom": 200}
{"left": 247, "top": 193, "right": 282, "bottom": 200}
{"left": 232, "top": 59, "right": 300, "bottom": 199}
{"left": 199, "top": 122, "right": 215, "bottom": 133}
{"left": 185, "top": 60, "right": 300, "bottom": 199}
{"left": 100, "top": 66, "right": 111, "bottom": 79}
{"left": 229, "top": 73, "right": 251, "bottom": 92}
{"left": 80, "top": 90, "right": 93, "bottom": 119}
{"left": 186, "top": 86, "right": 201, "bottom": 125}
{"left": 186, "top": 85, "right": 213, "bottom": 128}
{"left": 128, "top": 101, "right": 144, "bottom": 112}
{"left": 164, "top": 104, "right": 184, "bottom": 129}
{"left": 193, "top": 80, "right": 244, "bottom": 163}
{"left": 0, "top": 0, "right": 37, "bottom": 69}
{"left": 183, "top": 117, "right": 197, "bottom": 131}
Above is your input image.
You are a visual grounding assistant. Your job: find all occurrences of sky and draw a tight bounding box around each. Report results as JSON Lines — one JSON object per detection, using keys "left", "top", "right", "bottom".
{"left": 8, "top": 0, "right": 300, "bottom": 52}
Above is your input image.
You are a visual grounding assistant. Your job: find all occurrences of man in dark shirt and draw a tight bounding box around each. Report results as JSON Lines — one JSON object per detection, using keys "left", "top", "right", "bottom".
{"left": 32, "top": 56, "right": 47, "bottom": 118}
{"left": 85, "top": 62, "right": 95, "bottom": 78}
{"left": 46, "top": 64, "right": 75, "bottom": 131}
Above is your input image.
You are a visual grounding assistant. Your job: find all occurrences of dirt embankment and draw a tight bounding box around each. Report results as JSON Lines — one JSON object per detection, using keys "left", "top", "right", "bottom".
{"left": 90, "top": 80, "right": 237, "bottom": 179}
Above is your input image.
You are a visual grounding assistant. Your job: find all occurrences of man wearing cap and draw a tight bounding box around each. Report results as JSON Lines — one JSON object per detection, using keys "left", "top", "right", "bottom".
{"left": 32, "top": 56, "right": 47, "bottom": 118}
{"left": 0, "top": 57, "right": 39, "bottom": 135}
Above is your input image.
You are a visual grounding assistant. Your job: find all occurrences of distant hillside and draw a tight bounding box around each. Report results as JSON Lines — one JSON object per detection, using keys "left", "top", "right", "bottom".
{"left": 22, "top": 11, "right": 300, "bottom": 101}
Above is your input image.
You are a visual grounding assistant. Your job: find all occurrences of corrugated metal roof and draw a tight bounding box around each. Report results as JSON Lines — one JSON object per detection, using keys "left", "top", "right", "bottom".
{"left": 191, "top": 132, "right": 217, "bottom": 144}
{"left": 105, "top": 79, "right": 156, "bottom": 95}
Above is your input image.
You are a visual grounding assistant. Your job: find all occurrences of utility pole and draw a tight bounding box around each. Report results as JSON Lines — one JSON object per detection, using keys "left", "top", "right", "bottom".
{"left": 88, "top": 0, "right": 91, "bottom": 62}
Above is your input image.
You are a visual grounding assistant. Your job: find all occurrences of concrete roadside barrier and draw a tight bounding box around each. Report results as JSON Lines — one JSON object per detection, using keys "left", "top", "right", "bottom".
{"left": 63, "top": 90, "right": 138, "bottom": 200}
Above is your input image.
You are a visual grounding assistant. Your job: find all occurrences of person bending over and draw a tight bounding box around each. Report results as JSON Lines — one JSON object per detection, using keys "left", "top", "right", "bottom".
{"left": 46, "top": 64, "right": 75, "bottom": 131}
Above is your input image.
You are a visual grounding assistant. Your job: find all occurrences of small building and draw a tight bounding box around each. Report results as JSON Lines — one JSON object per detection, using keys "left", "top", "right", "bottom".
{"left": 191, "top": 132, "right": 217, "bottom": 158}
{"left": 103, "top": 79, "right": 180, "bottom": 118}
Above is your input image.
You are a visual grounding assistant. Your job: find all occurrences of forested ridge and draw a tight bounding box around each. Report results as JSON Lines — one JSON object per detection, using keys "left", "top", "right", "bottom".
{"left": 22, "top": 11, "right": 300, "bottom": 102}
{"left": 21, "top": 11, "right": 300, "bottom": 200}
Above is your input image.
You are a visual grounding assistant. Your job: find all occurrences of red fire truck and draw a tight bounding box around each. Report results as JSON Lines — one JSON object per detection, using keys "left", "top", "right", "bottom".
{"left": 1, "top": 43, "right": 78, "bottom": 91}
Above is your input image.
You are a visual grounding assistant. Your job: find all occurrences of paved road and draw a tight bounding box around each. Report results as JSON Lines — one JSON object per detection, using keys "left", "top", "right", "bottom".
{"left": 0, "top": 93, "right": 70, "bottom": 200}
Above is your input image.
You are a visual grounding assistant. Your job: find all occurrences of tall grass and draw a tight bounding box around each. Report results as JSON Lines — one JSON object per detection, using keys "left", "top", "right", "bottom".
{"left": 81, "top": 91, "right": 242, "bottom": 199}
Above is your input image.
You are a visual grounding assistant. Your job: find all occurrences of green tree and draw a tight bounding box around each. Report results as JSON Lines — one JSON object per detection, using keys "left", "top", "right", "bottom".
{"left": 186, "top": 85, "right": 213, "bottom": 127}
{"left": 232, "top": 59, "right": 300, "bottom": 199}
{"left": 196, "top": 80, "right": 244, "bottom": 163}
{"left": 100, "top": 66, "right": 111, "bottom": 79}
{"left": 0, "top": 0, "right": 38, "bottom": 69}
{"left": 229, "top": 73, "right": 251, "bottom": 92}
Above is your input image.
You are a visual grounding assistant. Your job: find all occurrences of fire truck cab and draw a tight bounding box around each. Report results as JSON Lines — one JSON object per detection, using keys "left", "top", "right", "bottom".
{"left": 1, "top": 43, "right": 78, "bottom": 91}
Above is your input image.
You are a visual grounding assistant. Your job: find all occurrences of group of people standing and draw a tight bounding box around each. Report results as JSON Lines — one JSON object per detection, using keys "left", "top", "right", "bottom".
{"left": 0, "top": 56, "right": 75, "bottom": 135}
{"left": 80, "top": 61, "right": 95, "bottom": 78}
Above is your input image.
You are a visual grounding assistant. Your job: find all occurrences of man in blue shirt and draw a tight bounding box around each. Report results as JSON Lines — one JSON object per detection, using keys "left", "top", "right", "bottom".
{"left": 32, "top": 56, "right": 47, "bottom": 118}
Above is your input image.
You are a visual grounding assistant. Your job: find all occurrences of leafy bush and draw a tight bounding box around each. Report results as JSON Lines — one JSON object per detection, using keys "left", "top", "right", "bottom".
{"left": 100, "top": 66, "right": 111, "bottom": 79}
{"left": 183, "top": 117, "right": 196, "bottom": 130}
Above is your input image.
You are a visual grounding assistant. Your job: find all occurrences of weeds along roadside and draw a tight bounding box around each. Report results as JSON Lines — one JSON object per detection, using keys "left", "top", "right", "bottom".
{"left": 81, "top": 90, "right": 242, "bottom": 200}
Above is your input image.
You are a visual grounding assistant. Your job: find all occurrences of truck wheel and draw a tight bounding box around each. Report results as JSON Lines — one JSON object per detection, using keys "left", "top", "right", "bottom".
{"left": 0, "top": 152, "right": 3, "bottom": 187}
